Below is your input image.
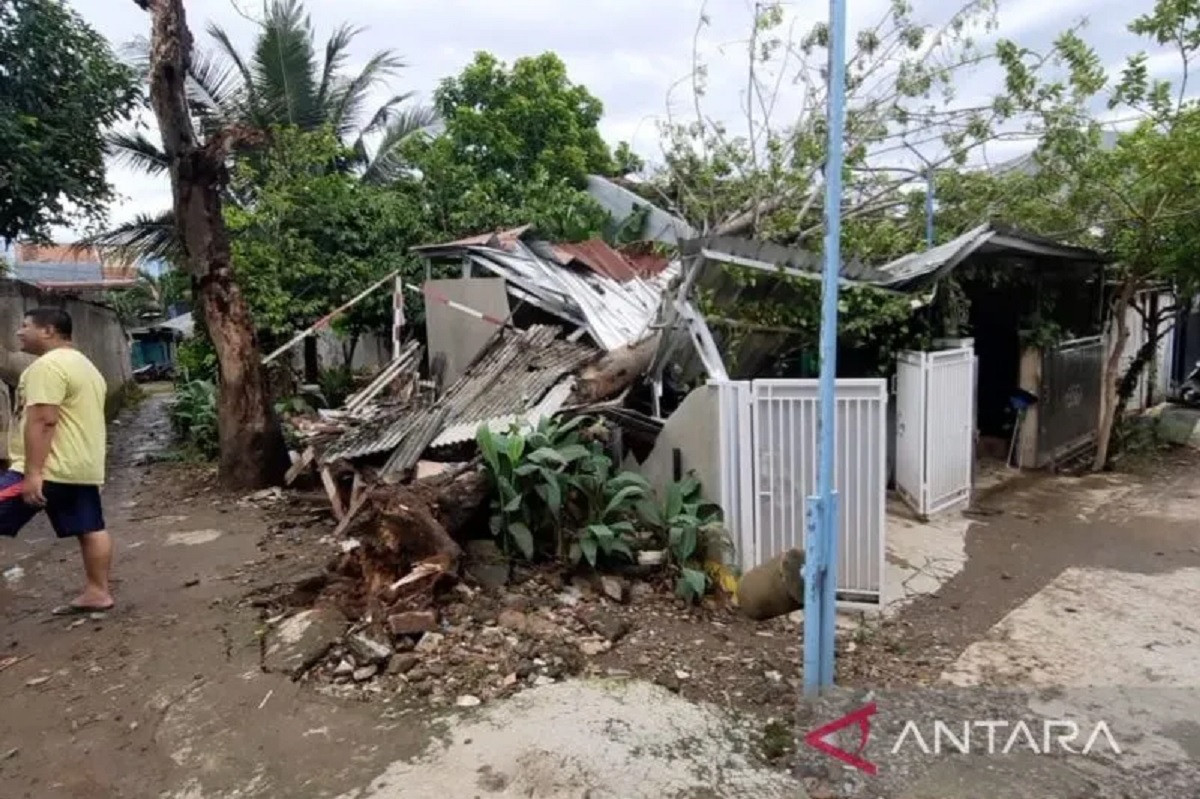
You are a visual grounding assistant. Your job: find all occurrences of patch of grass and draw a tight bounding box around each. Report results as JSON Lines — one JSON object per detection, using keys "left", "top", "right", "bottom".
{"left": 758, "top": 718, "right": 795, "bottom": 762}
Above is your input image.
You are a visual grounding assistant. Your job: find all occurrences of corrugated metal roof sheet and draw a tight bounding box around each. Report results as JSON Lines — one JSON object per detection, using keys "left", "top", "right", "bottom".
{"left": 321, "top": 325, "right": 597, "bottom": 463}
{"left": 873, "top": 222, "right": 1108, "bottom": 290}
{"left": 320, "top": 396, "right": 433, "bottom": 463}
{"left": 381, "top": 404, "right": 452, "bottom": 475}
{"left": 413, "top": 228, "right": 676, "bottom": 351}
{"left": 430, "top": 377, "right": 577, "bottom": 449}
{"left": 464, "top": 243, "right": 677, "bottom": 351}
{"left": 551, "top": 240, "right": 640, "bottom": 282}
{"left": 428, "top": 324, "right": 596, "bottom": 448}
{"left": 618, "top": 243, "right": 671, "bottom": 277}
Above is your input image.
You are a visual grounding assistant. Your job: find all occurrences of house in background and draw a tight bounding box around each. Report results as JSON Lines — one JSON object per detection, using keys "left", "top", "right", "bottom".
{"left": 0, "top": 242, "right": 148, "bottom": 297}
{"left": 130, "top": 314, "right": 194, "bottom": 373}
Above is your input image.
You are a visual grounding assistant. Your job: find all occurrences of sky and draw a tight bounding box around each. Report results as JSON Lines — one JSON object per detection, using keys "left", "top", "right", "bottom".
{"left": 64, "top": 0, "right": 1186, "bottom": 240}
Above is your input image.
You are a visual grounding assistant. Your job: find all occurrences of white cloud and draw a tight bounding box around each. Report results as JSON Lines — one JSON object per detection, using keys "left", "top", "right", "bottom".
{"left": 57, "top": 0, "right": 1189, "bottom": 239}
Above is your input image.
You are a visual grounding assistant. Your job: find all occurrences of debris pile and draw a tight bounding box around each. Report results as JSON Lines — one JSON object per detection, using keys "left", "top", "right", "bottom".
{"left": 259, "top": 225, "right": 744, "bottom": 702}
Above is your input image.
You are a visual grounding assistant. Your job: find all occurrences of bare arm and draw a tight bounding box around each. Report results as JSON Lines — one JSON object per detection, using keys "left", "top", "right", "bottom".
{"left": 23, "top": 404, "right": 60, "bottom": 478}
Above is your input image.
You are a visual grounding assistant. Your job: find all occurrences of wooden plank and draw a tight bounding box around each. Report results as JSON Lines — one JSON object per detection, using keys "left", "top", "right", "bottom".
{"left": 285, "top": 446, "right": 316, "bottom": 485}
{"left": 320, "top": 465, "right": 346, "bottom": 521}
{"left": 332, "top": 490, "right": 370, "bottom": 538}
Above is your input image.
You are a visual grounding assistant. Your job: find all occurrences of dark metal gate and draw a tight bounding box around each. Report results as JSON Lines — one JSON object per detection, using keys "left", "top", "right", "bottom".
{"left": 1038, "top": 336, "right": 1104, "bottom": 463}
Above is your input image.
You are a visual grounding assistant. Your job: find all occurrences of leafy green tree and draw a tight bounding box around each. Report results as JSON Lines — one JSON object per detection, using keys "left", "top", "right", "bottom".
{"left": 96, "top": 0, "right": 436, "bottom": 260}
{"left": 225, "top": 127, "right": 429, "bottom": 373}
{"left": 0, "top": 0, "right": 139, "bottom": 242}
{"left": 400, "top": 51, "right": 632, "bottom": 240}
{"left": 105, "top": 268, "right": 176, "bottom": 327}
{"left": 968, "top": 1, "right": 1200, "bottom": 469}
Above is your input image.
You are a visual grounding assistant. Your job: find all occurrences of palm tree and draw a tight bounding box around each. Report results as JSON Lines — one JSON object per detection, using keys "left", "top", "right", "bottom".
{"left": 94, "top": 0, "right": 438, "bottom": 260}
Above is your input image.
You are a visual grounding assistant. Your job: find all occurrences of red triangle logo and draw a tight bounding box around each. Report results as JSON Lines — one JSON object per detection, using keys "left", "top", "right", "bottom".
{"left": 803, "top": 701, "right": 878, "bottom": 775}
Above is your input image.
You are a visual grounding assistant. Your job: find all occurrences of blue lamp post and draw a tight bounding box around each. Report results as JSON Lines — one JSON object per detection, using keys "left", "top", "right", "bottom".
{"left": 804, "top": 0, "right": 848, "bottom": 696}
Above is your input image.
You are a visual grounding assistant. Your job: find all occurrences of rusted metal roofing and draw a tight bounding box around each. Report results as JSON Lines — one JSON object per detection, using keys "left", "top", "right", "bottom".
{"left": 550, "top": 240, "right": 640, "bottom": 282}
{"left": 618, "top": 243, "right": 672, "bottom": 277}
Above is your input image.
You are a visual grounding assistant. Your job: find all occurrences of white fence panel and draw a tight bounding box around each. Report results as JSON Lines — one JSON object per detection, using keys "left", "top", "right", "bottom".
{"left": 894, "top": 352, "right": 926, "bottom": 514}
{"left": 895, "top": 347, "right": 976, "bottom": 517}
{"left": 714, "top": 381, "right": 755, "bottom": 568}
{"left": 925, "top": 348, "right": 976, "bottom": 514}
{"left": 715, "top": 378, "right": 887, "bottom": 604}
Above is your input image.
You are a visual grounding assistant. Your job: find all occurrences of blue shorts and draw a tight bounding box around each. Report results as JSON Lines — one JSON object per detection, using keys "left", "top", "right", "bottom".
{"left": 0, "top": 470, "right": 106, "bottom": 539}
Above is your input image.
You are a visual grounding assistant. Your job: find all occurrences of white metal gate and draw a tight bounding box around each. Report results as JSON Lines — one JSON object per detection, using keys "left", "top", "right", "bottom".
{"left": 894, "top": 346, "right": 976, "bottom": 517}
{"left": 715, "top": 379, "right": 887, "bottom": 605}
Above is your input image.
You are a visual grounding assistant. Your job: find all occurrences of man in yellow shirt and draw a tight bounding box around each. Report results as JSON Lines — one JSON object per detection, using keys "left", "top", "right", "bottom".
{"left": 1, "top": 308, "right": 112, "bottom": 614}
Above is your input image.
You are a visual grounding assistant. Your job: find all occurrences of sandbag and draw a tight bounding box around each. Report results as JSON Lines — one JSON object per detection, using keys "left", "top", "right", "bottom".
{"left": 735, "top": 547, "right": 805, "bottom": 621}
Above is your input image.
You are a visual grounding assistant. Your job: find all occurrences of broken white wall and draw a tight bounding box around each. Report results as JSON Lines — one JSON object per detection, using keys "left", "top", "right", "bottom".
{"left": 635, "top": 385, "right": 722, "bottom": 504}
{"left": 425, "top": 278, "right": 510, "bottom": 386}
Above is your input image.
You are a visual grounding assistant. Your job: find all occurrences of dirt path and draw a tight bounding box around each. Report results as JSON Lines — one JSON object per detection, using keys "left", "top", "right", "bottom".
{"left": 0, "top": 394, "right": 433, "bottom": 798}
{"left": 2, "top": 393, "right": 1197, "bottom": 798}
{"left": 0, "top": 394, "right": 800, "bottom": 799}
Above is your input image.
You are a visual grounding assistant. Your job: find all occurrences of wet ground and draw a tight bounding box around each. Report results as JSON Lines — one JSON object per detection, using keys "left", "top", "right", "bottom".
{"left": 0, "top": 391, "right": 1197, "bottom": 798}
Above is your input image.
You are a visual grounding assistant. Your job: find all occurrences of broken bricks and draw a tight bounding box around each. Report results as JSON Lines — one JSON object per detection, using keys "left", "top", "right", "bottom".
{"left": 387, "top": 610, "right": 438, "bottom": 637}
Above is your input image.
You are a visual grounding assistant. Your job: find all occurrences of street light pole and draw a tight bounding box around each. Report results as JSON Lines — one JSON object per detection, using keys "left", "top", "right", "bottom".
{"left": 804, "top": 0, "right": 848, "bottom": 695}
{"left": 926, "top": 165, "right": 936, "bottom": 247}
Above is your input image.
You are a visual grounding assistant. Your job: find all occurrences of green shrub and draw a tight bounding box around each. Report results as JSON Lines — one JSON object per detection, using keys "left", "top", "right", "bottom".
{"left": 637, "top": 474, "right": 725, "bottom": 602}
{"left": 478, "top": 415, "right": 591, "bottom": 560}
{"left": 170, "top": 379, "right": 219, "bottom": 458}
{"left": 176, "top": 334, "right": 217, "bottom": 382}
{"left": 477, "top": 415, "right": 649, "bottom": 566}
{"left": 476, "top": 418, "right": 730, "bottom": 598}
{"left": 318, "top": 366, "right": 354, "bottom": 408}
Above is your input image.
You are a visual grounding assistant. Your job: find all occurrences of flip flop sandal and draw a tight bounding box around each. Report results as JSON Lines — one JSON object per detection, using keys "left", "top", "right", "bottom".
{"left": 51, "top": 603, "right": 114, "bottom": 617}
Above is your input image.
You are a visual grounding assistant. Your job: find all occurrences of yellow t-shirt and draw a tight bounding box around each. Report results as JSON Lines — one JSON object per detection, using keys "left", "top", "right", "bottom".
{"left": 9, "top": 347, "right": 107, "bottom": 485}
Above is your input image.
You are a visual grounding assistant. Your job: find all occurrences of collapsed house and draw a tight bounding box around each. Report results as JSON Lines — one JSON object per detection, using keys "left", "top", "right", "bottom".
{"left": 286, "top": 228, "right": 676, "bottom": 511}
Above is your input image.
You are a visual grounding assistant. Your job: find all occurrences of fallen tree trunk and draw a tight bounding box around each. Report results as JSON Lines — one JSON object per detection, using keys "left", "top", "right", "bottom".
{"left": 572, "top": 333, "right": 660, "bottom": 404}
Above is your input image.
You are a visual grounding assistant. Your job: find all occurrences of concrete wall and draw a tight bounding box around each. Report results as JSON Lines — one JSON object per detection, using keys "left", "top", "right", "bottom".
{"left": 288, "top": 328, "right": 392, "bottom": 374}
{"left": 425, "top": 278, "right": 510, "bottom": 386}
{"left": 635, "top": 385, "right": 722, "bottom": 503}
{"left": 0, "top": 280, "right": 132, "bottom": 400}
